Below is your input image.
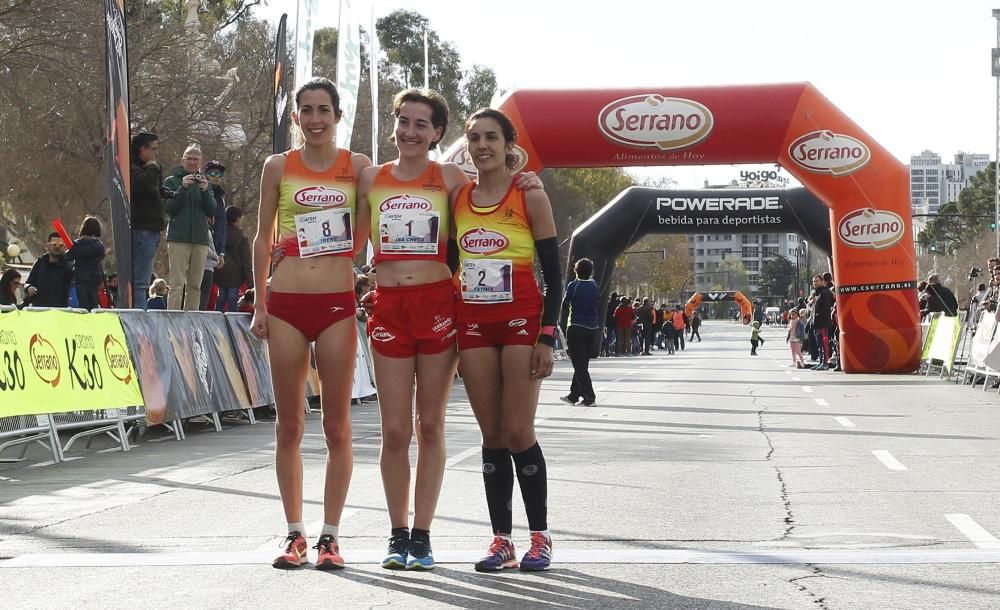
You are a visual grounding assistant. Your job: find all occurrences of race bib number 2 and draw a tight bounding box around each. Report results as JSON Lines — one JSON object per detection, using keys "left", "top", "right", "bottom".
{"left": 294, "top": 208, "right": 353, "bottom": 258}
{"left": 461, "top": 259, "right": 513, "bottom": 303}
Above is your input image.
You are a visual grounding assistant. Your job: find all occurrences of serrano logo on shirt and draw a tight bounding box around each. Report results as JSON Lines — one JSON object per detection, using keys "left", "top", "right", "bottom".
{"left": 460, "top": 228, "right": 509, "bottom": 255}
{"left": 379, "top": 195, "right": 433, "bottom": 212}
{"left": 294, "top": 186, "right": 348, "bottom": 207}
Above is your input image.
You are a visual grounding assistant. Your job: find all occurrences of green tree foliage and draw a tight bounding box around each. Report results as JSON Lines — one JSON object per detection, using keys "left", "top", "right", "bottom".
{"left": 759, "top": 256, "right": 795, "bottom": 298}
{"left": 917, "top": 164, "right": 996, "bottom": 255}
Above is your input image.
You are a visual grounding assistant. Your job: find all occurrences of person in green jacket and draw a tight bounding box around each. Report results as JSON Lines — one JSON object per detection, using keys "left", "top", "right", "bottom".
{"left": 163, "top": 143, "right": 216, "bottom": 310}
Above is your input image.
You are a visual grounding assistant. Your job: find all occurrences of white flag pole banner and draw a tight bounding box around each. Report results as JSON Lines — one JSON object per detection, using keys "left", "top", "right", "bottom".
{"left": 294, "top": 0, "right": 318, "bottom": 90}
{"left": 336, "top": 0, "right": 362, "bottom": 149}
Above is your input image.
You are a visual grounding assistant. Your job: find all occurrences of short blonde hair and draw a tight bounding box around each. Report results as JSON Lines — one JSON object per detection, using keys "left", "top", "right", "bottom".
{"left": 183, "top": 143, "right": 202, "bottom": 158}
{"left": 149, "top": 278, "right": 169, "bottom": 297}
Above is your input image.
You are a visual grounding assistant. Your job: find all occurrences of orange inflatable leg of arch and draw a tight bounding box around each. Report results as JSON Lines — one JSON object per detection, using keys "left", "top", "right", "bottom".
{"left": 734, "top": 291, "right": 753, "bottom": 325}
{"left": 684, "top": 293, "right": 702, "bottom": 319}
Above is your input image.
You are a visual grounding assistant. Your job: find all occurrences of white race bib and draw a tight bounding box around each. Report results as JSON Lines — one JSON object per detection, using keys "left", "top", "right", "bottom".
{"left": 461, "top": 259, "right": 513, "bottom": 303}
{"left": 378, "top": 211, "right": 441, "bottom": 254}
{"left": 294, "top": 208, "right": 353, "bottom": 258}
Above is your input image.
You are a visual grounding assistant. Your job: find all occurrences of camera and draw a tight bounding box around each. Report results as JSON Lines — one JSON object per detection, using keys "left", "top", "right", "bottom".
{"left": 189, "top": 173, "right": 204, "bottom": 182}
{"left": 968, "top": 266, "right": 982, "bottom": 281}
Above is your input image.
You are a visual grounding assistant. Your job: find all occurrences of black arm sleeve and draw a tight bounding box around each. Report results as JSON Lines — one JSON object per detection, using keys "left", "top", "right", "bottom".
{"left": 535, "top": 236, "right": 562, "bottom": 329}
{"left": 446, "top": 238, "right": 460, "bottom": 274}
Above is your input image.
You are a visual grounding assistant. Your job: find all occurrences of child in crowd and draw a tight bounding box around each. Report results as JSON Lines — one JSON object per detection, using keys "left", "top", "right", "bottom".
{"left": 66, "top": 216, "right": 106, "bottom": 310}
{"left": 662, "top": 307, "right": 676, "bottom": 354}
{"left": 147, "top": 278, "right": 169, "bottom": 310}
{"left": 750, "top": 320, "right": 764, "bottom": 355}
{"left": 786, "top": 309, "right": 806, "bottom": 368}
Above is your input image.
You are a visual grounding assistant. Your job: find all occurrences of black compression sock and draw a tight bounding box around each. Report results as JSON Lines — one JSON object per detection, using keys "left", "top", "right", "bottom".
{"left": 482, "top": 446, "right": 514, "bottom": 535}
{"left": 512, "top": 442, "right": 548, "bottom": 532}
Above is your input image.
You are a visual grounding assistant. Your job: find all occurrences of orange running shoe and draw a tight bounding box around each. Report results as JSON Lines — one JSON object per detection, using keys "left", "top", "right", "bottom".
{"left": 314, "top": 534, "right": 345, "bottom": 570}
{"left": 272, "top": 531, "right": 309, "bottom": 569}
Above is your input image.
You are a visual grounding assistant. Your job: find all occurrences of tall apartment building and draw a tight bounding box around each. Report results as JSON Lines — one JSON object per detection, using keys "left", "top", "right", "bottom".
{"left": 909, "top": 150, "right": 990, "bottom": 216}
{"left": 687, "top": 232, "right": 801, "bottom": 294}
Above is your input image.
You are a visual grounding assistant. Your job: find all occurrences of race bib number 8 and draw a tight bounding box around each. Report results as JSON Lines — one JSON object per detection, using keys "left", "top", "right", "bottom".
{"left": 461, "top": 259, "right": 513, "bottom": 303}
{"left": 294, "top": 208, "right": 353, "bottom": 258}
{"left": 379, "top": 211, "right": 441, "bottom": 254}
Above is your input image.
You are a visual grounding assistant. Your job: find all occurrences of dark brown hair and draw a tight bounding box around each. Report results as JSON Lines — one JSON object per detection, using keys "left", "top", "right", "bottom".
{"left": 392, "top": 88, "right": 449, "bottom": 150}
{"left": 466, "top": 107, "right": 519, "bottom": 169}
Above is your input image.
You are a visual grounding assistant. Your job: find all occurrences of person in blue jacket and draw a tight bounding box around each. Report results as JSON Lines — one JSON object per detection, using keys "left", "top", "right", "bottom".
{"left": 66, "top": 217, "right": 105, "bottom": 310}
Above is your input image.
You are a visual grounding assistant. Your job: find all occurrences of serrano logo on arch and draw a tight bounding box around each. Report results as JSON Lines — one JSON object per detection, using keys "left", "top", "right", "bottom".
{"left": 598, "top": 94, "right": 714, "bottom": 151}
{"left": 460, "top": 228, "right": 509, "bottom": 255}
{"left": 789, "top": 130, "right": 871, "bottom": 176}
{"left": 379, "top": 195, "right": 432, "bottom": 213}
{"left": 294, "top": 186, "right": 348, "bottom": 207}
{"left": 104, "top": 335, "right": 132, "bottom": 384}
{"left": 838, "top": 208, "right": 904, "bottom": 250}
{"left": 447, "top": 141, "right": 529, "bottom": 178}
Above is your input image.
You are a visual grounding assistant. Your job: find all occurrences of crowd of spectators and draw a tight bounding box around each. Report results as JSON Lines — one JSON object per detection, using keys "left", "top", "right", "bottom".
{"left": 602, "top": 293, "right": 701, "bottom": 357}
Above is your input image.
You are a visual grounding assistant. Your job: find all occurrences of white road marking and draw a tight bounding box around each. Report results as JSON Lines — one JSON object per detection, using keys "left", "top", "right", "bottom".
{"left": 792, "top": 377, "right": 801, "bottom": 381}
{"left": 626, "top": 371, "right": 636, "bottom": 376}
{"left": 872, "top": 450, "right": 907, "bottom": 471}
{"left": 801, "top": 386, "right": 813, "bottom": 393}
{"left": 6, "top": 548, "right": 1000, "bottom": 567}
{"left": 946, "top": 514, "right": 1000, "bottom": 549}
{"left": 815, "top": 398, "right": 830, "bottom": 407}
{"left": 444, "top": 446, "right": 480, "bottom": 468}
{"left": 834, "top": 417, "right": 855, "bottom": 428}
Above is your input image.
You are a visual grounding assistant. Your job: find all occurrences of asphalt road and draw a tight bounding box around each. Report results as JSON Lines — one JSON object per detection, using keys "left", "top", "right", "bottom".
{"left": 2, "top": 320, "right": 1000, "bottom": 609}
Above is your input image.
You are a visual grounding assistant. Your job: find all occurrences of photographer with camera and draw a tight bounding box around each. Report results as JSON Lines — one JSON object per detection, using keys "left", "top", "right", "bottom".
{"left": 129, "top": 131, "right": 166, "bottom": 309}
{"left": 163, "top": 143, "right": 217, "bottom": 310}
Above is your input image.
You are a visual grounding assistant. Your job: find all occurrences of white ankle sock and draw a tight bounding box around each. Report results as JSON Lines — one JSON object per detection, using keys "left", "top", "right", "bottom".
{"left": 287, "top": 522, "right": 306, "bottom": 536}
{"left": 320, "top": 523, "right": 339, "bottom": 541}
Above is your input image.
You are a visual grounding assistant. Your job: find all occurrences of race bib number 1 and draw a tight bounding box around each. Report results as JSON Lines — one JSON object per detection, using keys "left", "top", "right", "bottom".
{"left": 379, "top": 211, "right": 441, "bottom": 254}
{"left": 461, "top": 259, "right": 513, "bottom": 303}
{"left": 294, "top": 208, "right": 353, "bottom": 258}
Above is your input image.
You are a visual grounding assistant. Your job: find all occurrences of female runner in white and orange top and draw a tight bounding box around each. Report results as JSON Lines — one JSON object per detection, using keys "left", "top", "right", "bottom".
{"left": 251, "top": 78, "right": 371, "bottom": 571}
{"left": 451, "top": 108, "right": 561, "bottom": 573}
{"left": 355, "top": 88, "right": 541, "bottom": 570}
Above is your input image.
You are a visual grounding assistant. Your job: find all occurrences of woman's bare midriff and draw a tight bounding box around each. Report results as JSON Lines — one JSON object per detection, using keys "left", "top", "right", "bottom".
{"left": 269, "top": 256, "right": 354, "bottom": 294}
{"left": 374, "top": 259, "right": 451, "bottom": 287}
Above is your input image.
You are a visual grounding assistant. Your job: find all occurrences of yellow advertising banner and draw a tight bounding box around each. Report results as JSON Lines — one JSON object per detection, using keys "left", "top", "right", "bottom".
{"left": 0, "top": 309, "right": 144, "bottom": 417}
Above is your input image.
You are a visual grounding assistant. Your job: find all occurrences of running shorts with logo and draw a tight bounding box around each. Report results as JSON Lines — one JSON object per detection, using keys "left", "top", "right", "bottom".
{"left": 458, "top": 314, "right": 541, "bottom": 350}
{"left": 269, "top": 291, "right": 357, "bottom": 342}
{"left": 367, "top": 278, "right": 457, "bottom": 358}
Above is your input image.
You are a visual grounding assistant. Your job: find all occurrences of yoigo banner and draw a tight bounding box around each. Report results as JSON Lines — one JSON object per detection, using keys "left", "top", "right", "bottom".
{"left": 0, "top": 309, "right": 144, "bottom": 417}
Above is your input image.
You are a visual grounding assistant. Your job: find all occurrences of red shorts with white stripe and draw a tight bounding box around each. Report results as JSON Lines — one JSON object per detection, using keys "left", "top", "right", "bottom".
{"left": 456, "top": 314, "right": 540, "bottom": 350}
{"left": 367, "top": 278, "right": 458, "bottom": 358}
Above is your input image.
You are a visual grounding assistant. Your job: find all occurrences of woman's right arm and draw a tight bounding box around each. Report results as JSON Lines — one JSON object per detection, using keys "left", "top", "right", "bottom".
{"left": 252, "top": 154, "right": 284, "bottom": 315}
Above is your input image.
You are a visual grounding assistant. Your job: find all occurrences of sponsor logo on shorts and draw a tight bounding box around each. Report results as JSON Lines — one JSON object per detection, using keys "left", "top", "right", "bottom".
{"left": 432, "top": 316, "right": 453, "bottom": 334}
{"left": 371, "top": 327, "right": 395, "bottom": 342}
{"left": 508, "top": 318, "right": 527, "bottom": 328}
{"left": 516, "top": 329, "right": 530, "bottom": 336}
{"left": 466, "top": 323, "right": 479, "bottom": 331}
{"left": 444, "top": 329, "right": 458, "bottom": 340}
{"left": 329, "top": 306, "right": 344, "bottom": 313}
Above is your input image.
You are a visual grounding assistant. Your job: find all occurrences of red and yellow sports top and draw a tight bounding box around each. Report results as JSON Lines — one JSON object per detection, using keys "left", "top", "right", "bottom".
{"left": 277, "top": 148, "right": 356, "bottom": 258}
{"left": 368, "top": 161, "right": 449, "bottom": 265}
{"left": 453, "top": 181, "right": 541, "bottom": 321}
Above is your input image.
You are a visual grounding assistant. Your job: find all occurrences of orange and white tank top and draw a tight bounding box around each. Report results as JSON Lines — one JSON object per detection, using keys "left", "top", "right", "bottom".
{"left": 453, "top": 181, "right": 541, "bottom": 320}
{"left": 276, "top": 148, "right": 356, "bottom": 258}
{"left": 368, "top": 161, "right": 449, "bottom": 266}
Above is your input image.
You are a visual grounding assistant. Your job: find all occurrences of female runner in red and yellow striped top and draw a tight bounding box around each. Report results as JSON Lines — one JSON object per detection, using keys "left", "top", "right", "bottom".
{"left": 251, "top": 78, "right": 372, "bottom": 571}
{"left": 450, "top": 108, "right": 561, "bottom": 573}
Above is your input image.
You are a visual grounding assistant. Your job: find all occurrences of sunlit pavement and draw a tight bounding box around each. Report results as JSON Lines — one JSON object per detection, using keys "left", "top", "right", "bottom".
{"left": 2, "top": 320, "right": 1000, "bottom": 609}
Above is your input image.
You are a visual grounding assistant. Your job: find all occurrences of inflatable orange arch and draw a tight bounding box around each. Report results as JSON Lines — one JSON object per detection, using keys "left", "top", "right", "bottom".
{"left": 685, "top": 291, "right": 753, "bottom": 325}
{"left": 445, "top": 84, "right": 919, "bottom": 374}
